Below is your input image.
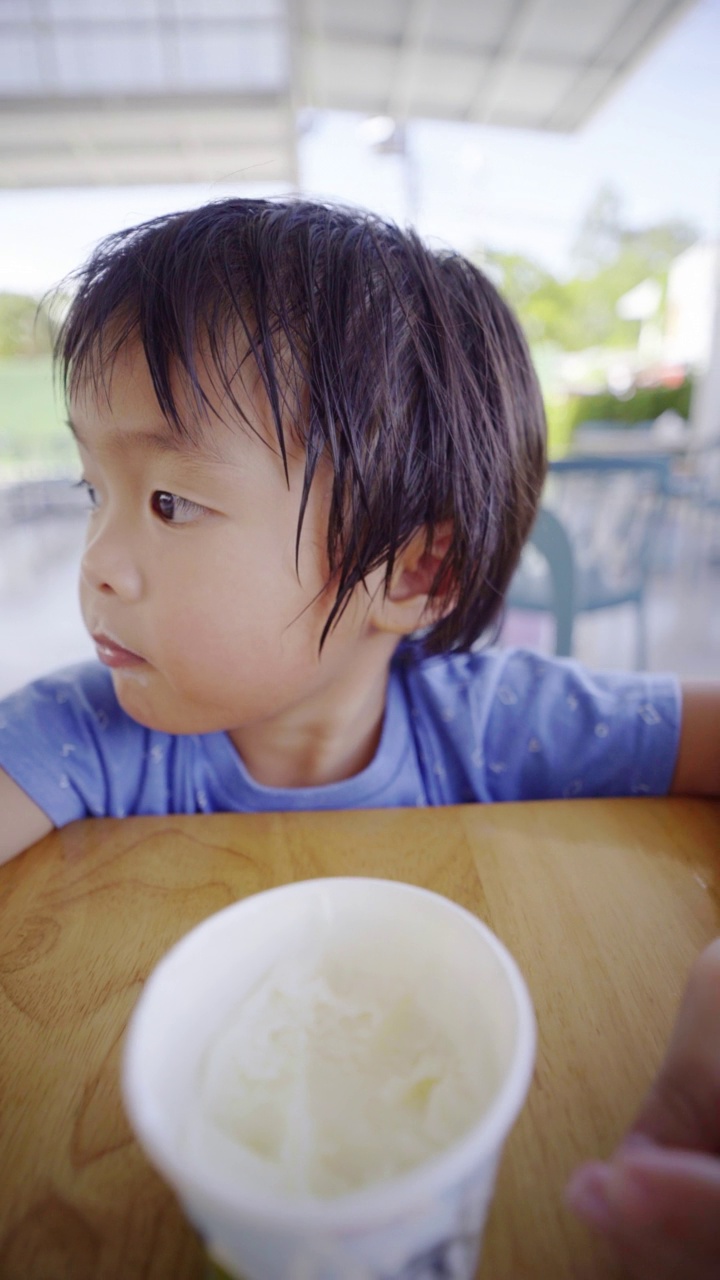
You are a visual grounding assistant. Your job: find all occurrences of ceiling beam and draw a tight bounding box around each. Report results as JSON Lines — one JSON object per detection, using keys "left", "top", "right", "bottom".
{"left": 0, "top": 147, "right": 292, "bottom": 188}
{"left": 293, "top": 0, "right": 327, "bottom": 110}
{"left": 2, "top": 15, "right": 283, "bottom": 34}
{"left": 386, "top": 0, "right": 437, "bottom": 122}
{"left": 543, "top": 0, "right": 699, "bottom": 129}
{"left": 466, "top": 0, "right": 548, "bottom": 124}
{"left": 0, "top": 0, "right": 699, "bottom": 188}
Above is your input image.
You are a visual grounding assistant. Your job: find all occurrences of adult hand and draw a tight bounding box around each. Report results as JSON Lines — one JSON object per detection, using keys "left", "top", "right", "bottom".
{"left": 565, "top": 937, "right": 720, "bottom": 1279}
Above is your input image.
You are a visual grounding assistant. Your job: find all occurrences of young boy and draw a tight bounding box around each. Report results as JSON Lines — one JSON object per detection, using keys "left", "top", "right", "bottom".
{"left": 0, "top": 197, "right": 717, "bottom": 864}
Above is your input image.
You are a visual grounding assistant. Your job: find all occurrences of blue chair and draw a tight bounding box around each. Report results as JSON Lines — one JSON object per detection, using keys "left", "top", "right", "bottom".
{"left": 695, "top": 442, "right": 720, "bottom": 559}
{"left": 506, "top": 455, "right": 671, "bottom": 668}
{"left": 505, "top": 507, "right": 575, "bottom": 656}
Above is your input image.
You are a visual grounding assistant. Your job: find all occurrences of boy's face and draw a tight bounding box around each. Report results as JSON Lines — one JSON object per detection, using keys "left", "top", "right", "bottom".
{"left": 70, "top": 341, "right": 394, "bottom": 744}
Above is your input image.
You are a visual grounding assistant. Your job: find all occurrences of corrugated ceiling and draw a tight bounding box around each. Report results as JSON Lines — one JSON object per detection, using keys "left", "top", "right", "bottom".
{"left": 0, "top": 0, "right": 698, "bottom": 188}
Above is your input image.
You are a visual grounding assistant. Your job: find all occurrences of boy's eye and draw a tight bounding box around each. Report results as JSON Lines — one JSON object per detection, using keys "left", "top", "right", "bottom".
{"left": 76, "top": 478, "right": 99, "bottom": 509}
{"left": 150, "top": 490, "right": 205, "bottom": 524}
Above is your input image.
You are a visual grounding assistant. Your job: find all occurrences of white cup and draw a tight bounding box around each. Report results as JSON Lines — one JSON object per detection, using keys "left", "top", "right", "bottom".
{"left": 122, "top": 877, "right": 535, "bottom": 1280}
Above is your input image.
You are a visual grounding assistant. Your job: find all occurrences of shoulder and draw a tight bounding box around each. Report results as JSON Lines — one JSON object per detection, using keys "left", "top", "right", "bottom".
{"left": 396, "top": 643, "right": 548, "bottom": 711}
{"left": 399, "top": 643, "right": 679, "bottom": 716}
{"left": 0, "top": 664, "right": 237, "bottom": 822}
{"left": 0, "top": 660, "right": 131, "bottom": 735}
{"left": 396, "top": 645, "right": 562, "bottom": 740}
{"left": 396, "top": 645, "right": 681, "bottom": 801}
{"left": 0, "top": 660, "right": 150, "bottom": 775}
{"left": 0, "top": 662, "right": 156, "bottom": 824}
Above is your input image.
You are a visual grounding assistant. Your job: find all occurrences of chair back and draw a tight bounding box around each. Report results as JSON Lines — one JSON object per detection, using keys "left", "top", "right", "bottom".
{"left": 505, "top": 455, "right": 671, "bottom": 663}
{"left": 506, "top": 507, "right": 575, "bottom": 655}
{"left": 545, "top": 455, "right": 670, "bottom": 600}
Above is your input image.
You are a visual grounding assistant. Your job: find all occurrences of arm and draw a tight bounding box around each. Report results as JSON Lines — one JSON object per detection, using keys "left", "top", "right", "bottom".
{"left": 670, "top": 684, "right": 720, "bottom": 796}
{"left": 0, "top": 767, "right": 54, "bottom": 865}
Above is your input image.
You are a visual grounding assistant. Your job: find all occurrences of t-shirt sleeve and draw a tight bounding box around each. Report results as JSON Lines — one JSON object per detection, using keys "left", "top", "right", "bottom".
{"left": 0, "top": 662, "right": 150, "bottom": 826}
{"left": 473, "top": 649, "right": 682, "bottom": 801}
{"left": 405, "top": 647, "right": 682, "bottom": 803}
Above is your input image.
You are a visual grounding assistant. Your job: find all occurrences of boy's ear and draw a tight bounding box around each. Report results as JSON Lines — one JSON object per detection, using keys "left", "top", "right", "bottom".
{"left": 371, "top": 522, "right": 456, "bottom": 637}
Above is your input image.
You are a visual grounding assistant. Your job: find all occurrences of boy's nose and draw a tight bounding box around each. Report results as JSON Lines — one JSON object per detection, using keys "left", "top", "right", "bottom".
{"left": 80, "top": 521, "right": 144, "bottom": 601}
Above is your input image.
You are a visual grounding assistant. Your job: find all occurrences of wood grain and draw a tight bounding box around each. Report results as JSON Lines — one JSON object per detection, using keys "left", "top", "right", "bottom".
{"left": 1, "top": 797, "right": 719, "bottom": 1279}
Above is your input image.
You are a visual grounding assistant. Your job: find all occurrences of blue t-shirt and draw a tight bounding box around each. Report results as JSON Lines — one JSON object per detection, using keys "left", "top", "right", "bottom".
{"left": 0, "top": 647, "right": 680, "bottom": 825}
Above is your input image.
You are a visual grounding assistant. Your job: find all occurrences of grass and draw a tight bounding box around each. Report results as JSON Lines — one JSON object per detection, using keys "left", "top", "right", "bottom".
{"left": 0, "top": 355, "right": 76, "bottom": 476}
{"left": 544, "top": 396, "right": 576, "bottom": 458}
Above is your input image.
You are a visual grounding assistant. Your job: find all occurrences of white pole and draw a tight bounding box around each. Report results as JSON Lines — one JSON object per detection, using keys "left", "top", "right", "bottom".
{"left": 690, "top": 251, "right": 720, "bottom": 444}
{"left": 690, "top": 174, "right": 720, "bottom": 445}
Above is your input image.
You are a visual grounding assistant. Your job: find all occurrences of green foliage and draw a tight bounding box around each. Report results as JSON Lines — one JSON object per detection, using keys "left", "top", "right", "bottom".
{"left": 567, "top": 379, "right": 693, "bottom": 432}
{"left": 483, "top": 247, "right": 643, "bottom": 351}
{"left": 0, "top": 355, "right": 75, "bottom": 473}
{"left": 0, "top": 293, "right": 55, "bottom": 358}
{"left": 479, "top": 187, "right": 698, "bottom": 354}
{"left": 544, "top": 396, "right": 577, "bottom": 457}
{"left": 572, "top": 185, "right": 697, "bottom": 277}
{"left": 571, "top": 185, "right": 624, "bottom": 274}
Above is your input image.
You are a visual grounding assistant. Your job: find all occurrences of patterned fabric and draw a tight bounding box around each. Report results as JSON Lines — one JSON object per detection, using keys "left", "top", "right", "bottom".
{"left": 0, "top": 646, "right": 680, "bottom": 826}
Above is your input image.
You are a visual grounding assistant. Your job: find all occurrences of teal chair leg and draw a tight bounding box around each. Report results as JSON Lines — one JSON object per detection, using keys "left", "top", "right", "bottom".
{"left": 527, "top": 508, "right": 576, "bottom": 658}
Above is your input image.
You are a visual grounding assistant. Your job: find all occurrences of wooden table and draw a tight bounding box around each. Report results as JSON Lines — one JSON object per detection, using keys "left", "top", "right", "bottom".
{"left": 1, "top": 798, "right": 719, "bottom": 1280}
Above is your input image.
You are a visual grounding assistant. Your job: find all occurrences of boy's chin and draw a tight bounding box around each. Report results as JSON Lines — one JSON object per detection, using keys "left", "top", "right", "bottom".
{"left": 110, "top": 669, "right": 225, "bottom": 737}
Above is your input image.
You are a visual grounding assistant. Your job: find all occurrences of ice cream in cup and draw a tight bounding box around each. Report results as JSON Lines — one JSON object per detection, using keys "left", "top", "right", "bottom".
{"left": 122, "top": 877, "right": 536, "bottom": 1280}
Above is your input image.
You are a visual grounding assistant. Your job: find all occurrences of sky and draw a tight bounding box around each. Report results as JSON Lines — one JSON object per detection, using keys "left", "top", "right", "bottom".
{"left": 0, "top": 0, "right": 719, "bottom": 294}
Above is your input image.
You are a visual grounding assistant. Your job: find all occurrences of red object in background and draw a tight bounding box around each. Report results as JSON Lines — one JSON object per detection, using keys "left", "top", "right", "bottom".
{"left": 635, "top": 363, "right": 687, "bottom": 389}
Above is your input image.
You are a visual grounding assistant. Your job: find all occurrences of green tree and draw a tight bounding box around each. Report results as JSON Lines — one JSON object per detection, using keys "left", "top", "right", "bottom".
{"left": 572, "top": 184, "right": 624, "bottom": 275}
{"left": 478, "top": 188, "right": 698, "bottom": 353}
{"left": 0, "top": 293, "right": 55, "bottom": 358}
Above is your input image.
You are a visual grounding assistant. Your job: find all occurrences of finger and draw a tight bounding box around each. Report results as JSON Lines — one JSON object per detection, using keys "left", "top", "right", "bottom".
{"left": 565, "top": 1160, "right": 615, "bottom": 1231}
{"left": 630, "top": 938, "right": 720, "bottom": 1150}
{"left": 567, "top": 1148, "right": 720, "bottom": 1280}
{"left": 609, "top": 1145, "right": 720, "bottom": 1248}
{"left": 567, "top": 1162, "right": 687, "bottom": 1280}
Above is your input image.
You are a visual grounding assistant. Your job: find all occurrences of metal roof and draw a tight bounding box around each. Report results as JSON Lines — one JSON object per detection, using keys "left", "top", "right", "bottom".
{"left": 0, "top": 0, "right": 698, "bottom": 188}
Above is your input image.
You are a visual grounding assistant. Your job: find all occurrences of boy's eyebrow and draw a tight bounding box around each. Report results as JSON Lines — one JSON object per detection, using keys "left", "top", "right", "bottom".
{"left": 66, "top": 417, "right": 202, "bottom": 457}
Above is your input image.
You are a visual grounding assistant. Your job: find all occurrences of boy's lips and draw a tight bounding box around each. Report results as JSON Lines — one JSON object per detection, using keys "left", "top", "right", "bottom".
{"left": 92, "top": 632, "right": 146, "bottom": 669}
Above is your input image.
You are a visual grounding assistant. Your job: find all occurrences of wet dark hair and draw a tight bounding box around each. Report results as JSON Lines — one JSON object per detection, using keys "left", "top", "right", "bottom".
{"left": 56, "top": 198, "right": 546, "bottom": 654}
